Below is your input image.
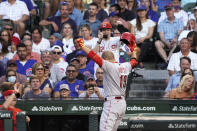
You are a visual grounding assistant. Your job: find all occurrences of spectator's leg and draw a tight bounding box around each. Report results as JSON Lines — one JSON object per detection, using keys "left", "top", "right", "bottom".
{"left": 43, "top": 0, "right": 51, "bottom": 19}
{"left": 155, "top": 40, "right": 168, "bottom": 63}
{"left": 16, "top": 22, "right": 25, "bottom": 37}
{"left": 50, "top": 0, "right": 61, "bottom": 16}
{"left": 138, "top": 42, "right": 152, "bottom": 67}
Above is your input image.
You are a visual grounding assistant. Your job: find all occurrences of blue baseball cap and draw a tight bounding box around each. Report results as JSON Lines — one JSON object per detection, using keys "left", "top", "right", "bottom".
{"left": 76, "top": 50, "right": 86, "bottom": 57}
{"left": 53, "top": 40, "right": 64, "bottom": 47}
{"left": 109, "top": 11, "right": 120, "bottom": 17}
{"left": 137, "top": 5, "right": 147, "bottom": 11}
{"left": 85, "top": 74, "right": 95, "bottom": 82}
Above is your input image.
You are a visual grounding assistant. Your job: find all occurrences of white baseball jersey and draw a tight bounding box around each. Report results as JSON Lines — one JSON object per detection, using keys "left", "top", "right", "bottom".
{"left": 102, "top": 60, "right": 131, "bottom": 97}
{"left": 99, "top": 37, "right": 121, "bottom": 62}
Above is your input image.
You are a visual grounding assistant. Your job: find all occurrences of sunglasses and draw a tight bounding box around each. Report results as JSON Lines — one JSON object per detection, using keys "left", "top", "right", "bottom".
{"left": 67, "top": 70, "right": 77, "bottom": 73}
{"left": 53, "top": 51, "right": 61, "bottom": 55}
{"left": 4, "top": 28, "right": 13, "bottom": 31}
{"left": 1, "top": 34, "right": 8, "bottom": 36}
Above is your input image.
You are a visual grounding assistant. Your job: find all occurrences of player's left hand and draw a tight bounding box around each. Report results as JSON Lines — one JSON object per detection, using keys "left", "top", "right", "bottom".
{"left": 76, "top": 38, "right": 85, "bottom": 47}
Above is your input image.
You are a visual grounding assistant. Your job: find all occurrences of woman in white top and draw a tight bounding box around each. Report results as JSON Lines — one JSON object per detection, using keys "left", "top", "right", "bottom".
{"left": 130, "top": 5, "right": 155, "bottom": 68}
{"left": 80, "top": 24, "right": 98, "bottom": 49}
{"left": 61, "top": 22, "right": 75, "bottom": 55}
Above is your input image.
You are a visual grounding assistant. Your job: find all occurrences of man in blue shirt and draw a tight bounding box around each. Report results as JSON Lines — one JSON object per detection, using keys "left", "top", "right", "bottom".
{"left": 16, "top": 43, "right": 37, "bottom": 77}
{"left": 155, "top": 4, "right": 183, "bottom": 64}
{"left": 55, "top": 0, "right": 83, "bottom": 27}
{"left": 39, "top": 2, "right": 77, "bottom": 35}
{"left": 53, "top": 64, "right": 85, "bottom": 98}
{"left": 80, "top": 3, "right": 101, "bottom": 37}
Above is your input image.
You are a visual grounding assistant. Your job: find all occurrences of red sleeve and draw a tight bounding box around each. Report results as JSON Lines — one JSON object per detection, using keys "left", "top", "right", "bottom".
{"left": 87, "top": 50, "right": 103, "bottom": 67}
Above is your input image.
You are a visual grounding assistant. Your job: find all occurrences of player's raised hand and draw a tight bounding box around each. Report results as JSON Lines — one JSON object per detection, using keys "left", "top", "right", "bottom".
{"left": 76, "top": 38, "right": 85, "bottom": 47}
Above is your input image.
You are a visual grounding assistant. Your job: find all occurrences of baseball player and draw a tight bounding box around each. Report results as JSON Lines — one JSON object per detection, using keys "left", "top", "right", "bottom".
{"left": 77, "top": 32, "right": 137, "bottom": 131}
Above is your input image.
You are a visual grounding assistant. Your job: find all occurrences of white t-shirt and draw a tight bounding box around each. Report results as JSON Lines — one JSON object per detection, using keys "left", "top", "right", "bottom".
{"left": 99, "top": 37, "right": 121, "bottom": 62}
{"left": 0, "top": 0, "right": 29, "bottom": 21}
{"left": 84, "top": 37, "right": 98, "bottom": 49}
{"left": 53, "top": 61, "right": 68, "bottom": 75}
{"left": 130, "top": 19, "right": 156, "bottom": 40}
{"left": 62, "top": 38, "right": 75, "bottom": 54}
{"left": 32, "top": 38, "right": 50, "bottom": 54}
{"left": 167, "top": 51, "right": 197, "bottom": 72}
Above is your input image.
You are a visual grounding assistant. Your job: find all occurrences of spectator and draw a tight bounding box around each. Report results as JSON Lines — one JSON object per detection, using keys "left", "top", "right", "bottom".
{"left": 117, "top": 0, "right": 135, "bottom": 21}
{"left": 31, "top": 26, "right": 50, "bottom": 54}
{"left": 21, "top": 32, "right": 32, "bottom": 41}
{"left": 51, "top": 45, "right": 68, "bottom": 75}
{"left": 48, "top": 33, "right": 62, "bottom": 47}
{"left": 155, "top": 4, "right": 184, "bottom": 65}
{"left": 12, "top": 39, "right": 41, "bottom": 62}
{"left": 156, "top": 0, "right": 171, "bottom": 12}
{"left": 165, "top": 57, "right": 197, "bottom": 93}
{"left": 159, "top": 0, "right": 188, "bottom": 27}
{"left": 0, "top": 0, "right": 29, "bottom": 36}
{"left": 178, "top": 19, "right": 196, "bottom": 42}
{"left": 108, "top": 4, "right": 121, "bottom": 15}
{"left": 2, "top": 20, "right": 20, "bottom": 39}
{"left": 101, "top": 0, "right": 109, "bottom": 15}
{"left": 53, "top": 64, "right": 85, "bottom": 98}
{"left": 74, "top": 0, "right": 85, "bottom": 14}
{"left": 80, "top": 3, "right": 101, "bottom": 37}
{"left": 66, "top": 36, "right": 82, "bottom": 63}
{"left": 127, "top": 0, "right": 138, "bottom": 13}
{"left": 59, "top": 84, "right": 71, "bottom": 100}
{"left": 31, "top": 63, "right": 52, "bottom": 95}
{"left": 80, "top": 24, "right": 98, "bottom": 49}
{"left": 169, "top": 74, "right": 195, "bottom": 100}
{"left": 140, "top": 0, "right": 159, "bottom": 23}
{"left": 79, "top": 75, "right": 104, "bottom": 100}
{"left": 0, "top": 29, "right": 11, "bottom": 49}
{"left": 104, "top": 11, "right": 130, "bottom": 30}
{"left": 0, "top": 60, "right": 27, "bottom": 85}
{"left": 39, "top": 2, "right": 77, "bottom": 35}
{"left": 167, "top": 38, "right": 197, "bottom": 76}
{"left": 16, "top": 43, "right": 37, "bottom": 77}
{"left": 76, "top": 50, "right": 95, "bottom": 76}
{"left": 189, "top": 6, "right": 197, "bottom": 22}
{"left": 130, "top": 5, "right": 156, "bottom": 69}
{"left": 95, "top": 67, "right": 103, "bottom": 88}
{"left": 61, "top": 22, "right": 75, "bottom": 55}
{"left": 83, "top": 0, "right": 108, "bottom": 22}
{"left": 23, "top": 75, "right": 50, "bottom": 99}
{"left": 150, "top": 0, "right": 158, "bottom": 12}
{"left": 41, "top": 50, "right": 64, "bottom": 86}
{"left": 55, "top": 0, "right": 83, "bottom": 27}
{"left": 0, "top": 38, "right": 9, "bottom": 67}
{"left": 187, "top": 31, "right": 197, "bottom": 53}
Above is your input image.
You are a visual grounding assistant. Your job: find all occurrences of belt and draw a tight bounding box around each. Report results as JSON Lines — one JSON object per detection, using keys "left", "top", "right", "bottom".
{"left": 104, "top": 96, "right": 124, "bottom": 101}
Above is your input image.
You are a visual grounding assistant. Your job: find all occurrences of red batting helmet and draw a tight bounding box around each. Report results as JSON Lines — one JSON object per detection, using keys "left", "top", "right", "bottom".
{"left": 120, "top": 32, "right": 136, "bottom": 52}
{"left": 100, "top": 22, "right": 112, "bottom": 29}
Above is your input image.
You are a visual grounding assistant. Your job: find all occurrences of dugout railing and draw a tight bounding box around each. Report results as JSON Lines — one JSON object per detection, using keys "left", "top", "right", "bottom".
{"left": 1, "top": 99, "right": 197, "bottom": 130}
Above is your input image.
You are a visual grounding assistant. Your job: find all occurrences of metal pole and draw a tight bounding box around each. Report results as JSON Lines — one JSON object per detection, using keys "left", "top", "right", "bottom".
{"left": 89, "top": 110, "right": 98, "bottom": 131}
{"left": 16, "top": 111, "right": 27, "bottom": 131}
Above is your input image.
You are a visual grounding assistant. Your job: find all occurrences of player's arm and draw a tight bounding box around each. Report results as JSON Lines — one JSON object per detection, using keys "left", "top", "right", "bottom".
{"left": 77, "top": 39, "right": 103, "bottom": 67}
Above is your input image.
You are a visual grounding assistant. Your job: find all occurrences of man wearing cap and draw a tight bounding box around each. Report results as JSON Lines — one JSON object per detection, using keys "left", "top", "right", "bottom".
{"left": 59, "top": 84, "right": 71, "bottom": 100}
{"left": 12, "top": 39, "right": 41, "bottom": 62}
{"left": 53, "top": 64, "right": 85, "bottom": 98}
{"left": 39, "top": 1, "right": 77, "bottom": 34}
{"left": 76, "top": 50, "right": 95, "bottom": 76}
{"left": 0, "top": 60, "right": 27, "bottom": 85}
{"left": 158, "top": 0, "right": 188, "bottom": 26}
{"left": 94, "top": 22, "right": 123, "bottom": 62}
{"left": 52, "top": 45, "right": 68, "bottom": 75}
{"left": 79, "top": 75, "right": 104, "bottom": 100}
{"left": 48, "top": 33, "right": 62, "bottom": 47}
{"left": 80, "top": 2, "right": 101, "bottom": 37}
{"left": 155, "top": 4, "right": 184, "bottom": 65}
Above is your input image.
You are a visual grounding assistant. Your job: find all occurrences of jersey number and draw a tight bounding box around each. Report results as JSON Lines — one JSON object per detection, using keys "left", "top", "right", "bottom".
{"left": 120, "top": 75, "right": 128, "bottom": 88}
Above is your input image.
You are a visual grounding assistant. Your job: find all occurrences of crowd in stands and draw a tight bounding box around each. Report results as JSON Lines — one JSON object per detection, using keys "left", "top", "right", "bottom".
{"left": 0, "top": 0, "right": 197, "bottom": 100}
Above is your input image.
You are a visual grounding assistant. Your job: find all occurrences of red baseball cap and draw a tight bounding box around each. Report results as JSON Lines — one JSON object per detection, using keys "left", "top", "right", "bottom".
{"left": 100, "top": 22, "right": 112, "bottom": 29}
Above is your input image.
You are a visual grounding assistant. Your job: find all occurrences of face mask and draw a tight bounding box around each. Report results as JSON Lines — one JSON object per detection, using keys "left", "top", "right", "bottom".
{"left": 8, "top": 76, "right": 16, "bottom": 83}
